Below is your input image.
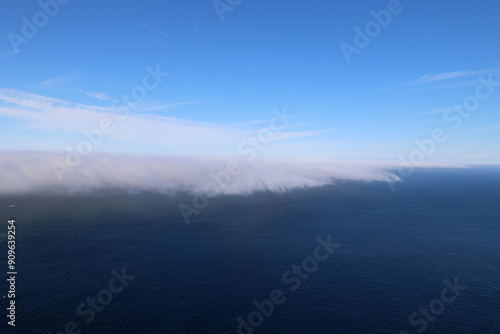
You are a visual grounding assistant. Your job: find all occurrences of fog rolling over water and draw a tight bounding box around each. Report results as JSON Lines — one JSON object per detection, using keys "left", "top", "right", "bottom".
{"left": 0, "top": 151, "right": 422, "bottom": 195}
{"left": 1, "top": 167, "right": 499, "bottom": 333}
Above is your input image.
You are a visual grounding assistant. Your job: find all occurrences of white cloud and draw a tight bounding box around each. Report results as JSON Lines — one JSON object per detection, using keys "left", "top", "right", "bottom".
{"left": 141, "top": 23, "right": 173, "bottom": 39}
{"left": 134, "top": 100, "right": 205, "bottom": 113}
{"left": 415, "top": 70, "right": 479, "bottom": 84}
{"left": 77, "top": 90, "right": 203, "bottom": 111}
{"left": 79, "top": 90, "right": 114, "bottom": 102}
{"left": 408, "top": 67, "right": 500, "bottom": 86}
{"left": 417, "top": 105, "right": 463, "bottom": 115}
{"left": 0, "top": 151, "right": 407, "bottom": 195}
{"left": 32, "top": 73, "right": 77, "bottom": 89}
{"left": 0, "top": 89, "right": 327, "bottom": 155}
{"left": 274, "top": 130, "right": 330, "bottom": 140}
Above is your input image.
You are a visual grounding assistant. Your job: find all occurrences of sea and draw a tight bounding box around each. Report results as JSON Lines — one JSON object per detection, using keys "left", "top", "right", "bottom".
{"left": 1, "top": 167, "right": 499, "bottom": 333}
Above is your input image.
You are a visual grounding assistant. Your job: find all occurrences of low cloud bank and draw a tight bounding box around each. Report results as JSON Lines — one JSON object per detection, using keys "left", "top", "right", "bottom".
{"left": 0, "top": 151, "right": 466, "bottom": 195}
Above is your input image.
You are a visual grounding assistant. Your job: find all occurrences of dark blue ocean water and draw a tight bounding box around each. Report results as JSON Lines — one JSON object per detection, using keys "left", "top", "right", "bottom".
{"left": 1, "top": 167, "right": 499, "bottom": 333}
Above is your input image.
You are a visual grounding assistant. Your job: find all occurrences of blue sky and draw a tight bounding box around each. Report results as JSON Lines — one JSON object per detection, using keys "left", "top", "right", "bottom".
{"left": 1, "top": 0, "right": 499, "bottom": 163}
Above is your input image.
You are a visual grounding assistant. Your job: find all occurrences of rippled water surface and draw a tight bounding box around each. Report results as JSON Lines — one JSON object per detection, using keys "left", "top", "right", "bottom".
{"left": 2, "top": 167, "right": 499, "bottom": 333}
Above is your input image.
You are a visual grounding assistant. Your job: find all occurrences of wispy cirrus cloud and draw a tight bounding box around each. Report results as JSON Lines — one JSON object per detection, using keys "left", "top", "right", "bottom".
{"left": 141, "top": 23, "right": 173, "bottom": 39}
{"left": 274, "top": 130, "right": 332, "bottom": 140}
{"left": 406, "top": 67, "right": 500, "bottom": 87}
{"left": 414, "top": 70, "right": 482, "bottom": 84}
{"left": 0, "top": 89, "right": 326, "bottom": 155}
{"left": 417, "top": 105, "right": 463, "bottom": 116}
{"left": 76, "top": 90, "right": 202, "bottom": 112}
{"left": 31, "top": 73, "right": 78, "bottom": 89}
{"left": 134, "top": 100, "right": 205, "bottom": 113}
{"left": 79, "top": 90, "right": 114, "bottom": 102}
